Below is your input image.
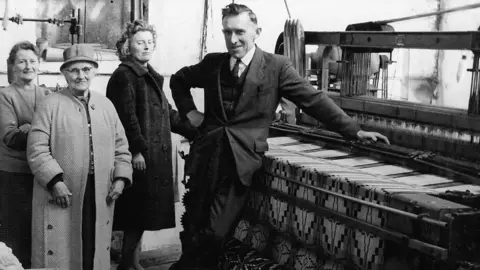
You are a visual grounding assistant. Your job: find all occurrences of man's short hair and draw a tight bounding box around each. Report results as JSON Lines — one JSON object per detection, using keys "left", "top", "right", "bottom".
{"left": 221, "top": 3, "right": 258, "bottom": 25}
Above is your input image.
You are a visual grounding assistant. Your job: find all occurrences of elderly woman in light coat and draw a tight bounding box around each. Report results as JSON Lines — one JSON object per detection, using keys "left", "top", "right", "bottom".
{"left": 27, "top": 44, "right": 133, "bottom": 270}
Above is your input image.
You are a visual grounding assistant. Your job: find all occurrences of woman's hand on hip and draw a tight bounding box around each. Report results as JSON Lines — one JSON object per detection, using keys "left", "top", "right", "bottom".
{"left": 52, "top": 182, "right": 72, "bottom": 208}
{"left": 133, "top": 153, "right": 146, "bottom": 171}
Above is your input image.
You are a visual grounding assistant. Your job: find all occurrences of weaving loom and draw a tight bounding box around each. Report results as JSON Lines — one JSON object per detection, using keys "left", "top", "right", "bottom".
{"left": 215, "top": 19, "right": 480, "bottom": 270}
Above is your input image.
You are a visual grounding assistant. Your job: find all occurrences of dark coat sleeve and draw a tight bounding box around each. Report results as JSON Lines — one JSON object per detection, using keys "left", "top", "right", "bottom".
{"left": 168, "top": 104, "right": 198, "bottom": 141}
{"left": 149, "top": 72, "right": 198, "bottom": 141}
{"left": 278, "top": 57, "right": 361, "bottom": 139}
{"left": 170, "top": 54, "right": 216, "bottom": 119}
{"left": 106, "top": 70, "right": 148, "bottom": 155}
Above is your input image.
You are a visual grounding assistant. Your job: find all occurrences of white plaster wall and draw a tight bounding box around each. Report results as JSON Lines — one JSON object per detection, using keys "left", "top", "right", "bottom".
{"left": 438, "top": 0, "right": 480, "bottom": 109}
{"left": 147, "top": 0, "right": 207, "bottom": 112}
{"left": 0, "top": 0, "right": 120, "bottom": 95}
{"left": 0, "top": 0, "right": 37, "bottom": 74}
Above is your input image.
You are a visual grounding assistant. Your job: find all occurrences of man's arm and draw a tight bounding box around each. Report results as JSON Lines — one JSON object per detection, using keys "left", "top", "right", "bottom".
{"left": 169, "top": 104, "right": 198, "bottom": 141}
{"left": 170, "top": 54, "right": 212, "bottom": 119}
{"left": 26, "top": 101, "right": 64, "bottom": 189}
{"left": 278, "top": 58, "right": 360, "bottom": 139}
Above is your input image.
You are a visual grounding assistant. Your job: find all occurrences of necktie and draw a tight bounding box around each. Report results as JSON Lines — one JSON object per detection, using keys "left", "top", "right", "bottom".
{"left": 232, "top": 58, "right": 242, "bottom": 79}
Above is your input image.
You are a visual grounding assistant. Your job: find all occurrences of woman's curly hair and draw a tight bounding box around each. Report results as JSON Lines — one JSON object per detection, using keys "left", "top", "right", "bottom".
{"left": 116, "top": 20, "right": 157, "bottom": 61}
{"left": 8, "top": 41, "right": 39, "bottom": 64}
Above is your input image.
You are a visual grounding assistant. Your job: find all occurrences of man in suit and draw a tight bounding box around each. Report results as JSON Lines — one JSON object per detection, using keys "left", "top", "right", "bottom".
{"left": 169, "top": 3, "right": 389, "bottom": 269}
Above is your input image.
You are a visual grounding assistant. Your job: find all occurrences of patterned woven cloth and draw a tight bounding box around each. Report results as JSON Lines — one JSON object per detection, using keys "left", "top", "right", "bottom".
{"left": 219, "top": 239, "right": 283, "bottom": 270}
{"left": 256, "top": 137, "right": 451, "bottom": 270}
{"left": 214, "top": 136, "right": 468, "bottom": 269}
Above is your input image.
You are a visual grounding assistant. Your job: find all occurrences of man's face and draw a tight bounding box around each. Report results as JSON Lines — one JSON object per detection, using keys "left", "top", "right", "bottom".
{"left": 62, "top": 61, "right": 95, "bottom": 92}
{"left": 222, "top": 12, "right": 259, "bottom": 59}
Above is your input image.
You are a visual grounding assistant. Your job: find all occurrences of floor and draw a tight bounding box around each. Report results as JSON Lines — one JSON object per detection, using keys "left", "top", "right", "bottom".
{"left": 110, "top": 202, "right": 185, "bottom": 270}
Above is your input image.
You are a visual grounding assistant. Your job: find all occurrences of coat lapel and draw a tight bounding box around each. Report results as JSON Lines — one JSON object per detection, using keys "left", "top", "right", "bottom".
{"left": 147, "top": 66, "right": 167, "bottom": 109}
{"left": 234, "top": 47, "right": 266, "bottom": 116}
{"left": 215, "top": 55, "right": 229, "bottom": 122}
{"left": 120, "top": 58, "right": 166, "bottom": 109}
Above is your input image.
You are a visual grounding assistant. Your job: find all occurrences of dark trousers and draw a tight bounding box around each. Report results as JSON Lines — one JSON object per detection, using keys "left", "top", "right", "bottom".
{"left": 0, "top": 171, "right": 33, "bottom": 268}
{"left": 174, "top": 141, "right": 249, "bottom": 269}
{"left": 179, "top": 177, "right": 248, "bottom": 269}
{"left": 117, "top": 229, "right": 144, "bottom": 270}
{"left": 82, "top": 174, "right": 96, "bottom": 270}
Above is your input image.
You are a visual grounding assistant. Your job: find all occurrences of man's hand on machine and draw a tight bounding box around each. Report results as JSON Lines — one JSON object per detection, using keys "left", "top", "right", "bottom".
{"left": 356, "top": 130, "right": 390, "bottom": 145}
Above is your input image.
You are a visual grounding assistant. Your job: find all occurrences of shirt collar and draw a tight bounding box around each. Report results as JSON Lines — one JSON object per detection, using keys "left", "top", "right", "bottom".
{"left": 230, "top": 46, "right": 256, "bottom": 69}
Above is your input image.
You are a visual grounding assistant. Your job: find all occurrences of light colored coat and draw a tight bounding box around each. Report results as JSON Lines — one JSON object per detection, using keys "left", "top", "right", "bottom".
{"left": 27, "top": 89, "right": 133, "bottom": 270}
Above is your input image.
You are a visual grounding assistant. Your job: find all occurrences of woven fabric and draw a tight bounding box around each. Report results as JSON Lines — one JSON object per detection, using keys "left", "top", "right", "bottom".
{"left": 270, "top": 234, "right": 295, "bottom": 266}
{"left": 219, "top": 238, "right": 283, "bottom": 269}
{"left": 222, "top": 136, "right": 467, "bottom": 270}
{"left": 233, "top": 219, "right": 251, "bottom": 244}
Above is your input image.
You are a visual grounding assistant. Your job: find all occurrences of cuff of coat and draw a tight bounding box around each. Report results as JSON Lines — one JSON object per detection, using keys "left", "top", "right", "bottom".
{"left": 47, "top": 173, "right": 63, "bottom": 191}
{"left": 33, "top": 161, "right": 64, "bottom": 189}
{"left": 113, "top": 177, "right": 131, "bottom": 189}
{"left": 5, "top": 131, "right": 28, "bottom": 151}
{"left": 339, "top": 123, "right": 361, "bottom": 140}
{"left": 112, "top": 164, "right": 133, "bottom": 186}
{"left": 180, "top": 121, "right": 198, "bottom": 141}
{"left": 180, "top": 104, "right": 198, "bottom": 120}
{"left": 130, "top": 138, "right": 148, "bottom": 155}
{"left": 185, "top": 130, "right": 198, "bottom": 142}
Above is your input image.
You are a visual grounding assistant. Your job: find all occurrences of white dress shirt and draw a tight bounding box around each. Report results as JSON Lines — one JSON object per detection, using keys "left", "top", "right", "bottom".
{"left": 229, "top": 46, "right": 256, "bottom": 77}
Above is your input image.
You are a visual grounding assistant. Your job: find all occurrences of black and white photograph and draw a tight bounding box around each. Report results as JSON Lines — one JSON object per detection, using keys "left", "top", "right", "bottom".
{"left": 1, "top": 0, "right": 480, "bottom": 269}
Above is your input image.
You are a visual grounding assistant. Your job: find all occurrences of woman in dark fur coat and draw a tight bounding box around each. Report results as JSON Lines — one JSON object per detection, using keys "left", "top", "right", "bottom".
{"left": 106, "top": 20, "right": 197, "bottom": 270}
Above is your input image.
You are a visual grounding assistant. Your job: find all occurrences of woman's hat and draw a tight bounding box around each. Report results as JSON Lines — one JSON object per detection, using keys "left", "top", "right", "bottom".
{"left": 60, "top": 44, "right": 99, "bottom": 70}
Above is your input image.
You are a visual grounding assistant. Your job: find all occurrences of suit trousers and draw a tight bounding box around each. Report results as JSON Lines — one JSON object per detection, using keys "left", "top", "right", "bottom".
{"left": 178, "top": 139, "right": 249, "bottom": 269}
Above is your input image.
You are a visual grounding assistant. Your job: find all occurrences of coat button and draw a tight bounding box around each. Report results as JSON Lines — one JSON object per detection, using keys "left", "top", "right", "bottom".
{"left": 163, "top": 180, "right": 168, "bottom": 186}
{"left": 47, "top": 250, "right": 53, "bottom": 255}
{"left": 47, "top": 224, "right": 53, "bottom": 229}
{"left": 107, "top": 246, "right": 110, "bottom": 251}
{"left": 162, "top": 145, "right": 168, "bottom": 151}
{"left": 107, "top": 221, "right": 110, "bottom": 225}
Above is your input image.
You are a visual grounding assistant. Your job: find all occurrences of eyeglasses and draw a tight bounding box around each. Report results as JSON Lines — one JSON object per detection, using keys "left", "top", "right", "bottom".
{"left": 64, "top": 67, "right": 93, "bottom": 75}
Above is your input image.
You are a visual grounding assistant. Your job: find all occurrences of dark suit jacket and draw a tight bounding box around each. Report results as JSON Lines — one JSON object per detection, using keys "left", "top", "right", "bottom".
{"left": 170, "top": 46, "right": 360, "bottom": 186}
